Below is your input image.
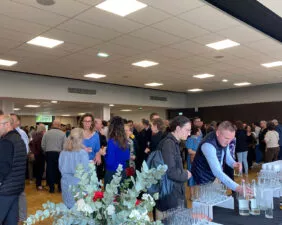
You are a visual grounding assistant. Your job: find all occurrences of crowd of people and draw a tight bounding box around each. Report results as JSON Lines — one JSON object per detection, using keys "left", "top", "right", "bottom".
{"left": 0, "top": 109, "right": 282, "bottom": 224}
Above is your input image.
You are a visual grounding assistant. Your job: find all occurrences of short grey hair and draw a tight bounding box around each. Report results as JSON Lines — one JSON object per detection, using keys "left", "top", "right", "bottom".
{"left": 37, "top": 124, "right": 46, "bottom": 133}
{"left": 217, "top": 121, "right": 236, "bottom": 132}
{"left": 0, "top": 115, "right": 14, "bottom": 126}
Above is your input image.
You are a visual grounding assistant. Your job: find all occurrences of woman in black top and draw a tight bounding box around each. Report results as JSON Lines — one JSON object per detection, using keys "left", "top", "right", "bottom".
{"left": 235, "top": 121, "right": 249, "bottom": 177}
{"left": 148, "top": 118, "right": 166, "bottom": 152}
{"left": 246, "top": 125, "right": 256, "bottom": 169}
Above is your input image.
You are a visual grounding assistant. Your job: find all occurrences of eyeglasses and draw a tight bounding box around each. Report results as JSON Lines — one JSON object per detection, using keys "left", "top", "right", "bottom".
{"left": 83, "top": 120, "right": 92, "bottom": 123}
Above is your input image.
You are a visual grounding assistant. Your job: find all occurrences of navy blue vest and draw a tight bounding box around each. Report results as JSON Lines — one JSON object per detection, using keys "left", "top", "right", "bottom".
{"left": 191, "top": 131, "right": 227, "bottom": 185}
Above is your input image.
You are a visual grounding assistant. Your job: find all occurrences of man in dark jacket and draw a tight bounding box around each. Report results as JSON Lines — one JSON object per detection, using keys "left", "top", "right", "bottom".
{"left": 0, "top": 115, "right": 27, "bottom": 224}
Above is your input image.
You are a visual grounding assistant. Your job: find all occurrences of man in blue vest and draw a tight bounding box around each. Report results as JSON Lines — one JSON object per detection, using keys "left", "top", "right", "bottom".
{"left": 192, "top": 121, "right": 244, "bottom": 193}
{"left": 0, "top": 115, "right": 26, "bottom": 224}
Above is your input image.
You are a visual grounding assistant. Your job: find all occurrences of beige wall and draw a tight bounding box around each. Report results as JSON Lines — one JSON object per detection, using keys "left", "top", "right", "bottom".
{"left": 20, "top": 116, "right": 78, "bottom": 127}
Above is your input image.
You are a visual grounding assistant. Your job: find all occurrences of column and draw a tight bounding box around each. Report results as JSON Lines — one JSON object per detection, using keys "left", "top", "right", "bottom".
{"left": 0, "top": 100, "right": 14, "bottom": 114}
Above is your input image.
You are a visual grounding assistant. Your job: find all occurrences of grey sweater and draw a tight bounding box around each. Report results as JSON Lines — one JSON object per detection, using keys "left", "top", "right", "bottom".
{"left": 41, "top": 128, "right": 66, "bottom": 152}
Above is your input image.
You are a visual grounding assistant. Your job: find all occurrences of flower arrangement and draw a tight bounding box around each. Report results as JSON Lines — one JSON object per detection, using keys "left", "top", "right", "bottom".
{"left": 25, "top": 162, "right": 167, "bottom": 225}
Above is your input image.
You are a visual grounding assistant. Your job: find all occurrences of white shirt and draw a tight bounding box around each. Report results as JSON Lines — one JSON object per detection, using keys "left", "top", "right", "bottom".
{"left": 16, "top": 127, "right": 29, "bottom": 153}
{"left": 264, "top": 130, "right": 279, "bottom": 148}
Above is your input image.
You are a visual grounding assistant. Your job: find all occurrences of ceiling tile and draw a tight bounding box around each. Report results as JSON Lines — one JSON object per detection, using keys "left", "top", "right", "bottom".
{"left": 141, "top": 0, "right": 205, "bottom": 15}
{"left": 0, "top": 1, "right": 68, "bottom": 26}
{"left": 57, "top": 19, "right": 121, "bottom": 41}
{"left": 75, "top": 7, "right": 145, "bottom": 33}
{"left": 217, "top": 25, "right": 268, "bottom": 44}
{"left": 150, "top": 47, "right": 192, "bottom": 59}
{"left": 170, "top": 40, "right": 212, "bottom": 55}
{"left": 127, "top": 6, "right": 170, "bottom": 25}
{"left": 152, "top": 17, "right": 209, "bottom": 39}
{"left": 42, "top": 29, "right": 101, "bottom": 47}
{"left": 0, "top": 15, "right": 49, "bottom": 35}
{"left": 82, "top": 43, "right": 142, "bottom": 57}
{"left": 0, "top": 28, "right": 34, "bottom": 43}
{"left": 110, "top": 35, "right": 161, "bottom": 51}
{"left": 180, "top": 5, "right": 241, "bottom": 32}
{"left": 130, "top": 27, "right": 184, "bottom": 45}
{"left": 12, "top": 0, "right": 89, "bottom": 17}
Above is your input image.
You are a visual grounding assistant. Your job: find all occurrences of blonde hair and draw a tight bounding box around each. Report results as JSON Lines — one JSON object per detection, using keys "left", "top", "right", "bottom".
{"left": 64, "top": 128, "right": 84, "bottom": 151}
{"left": 0, "top": 115, "right": 14, "bottom": 126}
{"left": 36, "top": 124, "right": 46, "bottom": 133}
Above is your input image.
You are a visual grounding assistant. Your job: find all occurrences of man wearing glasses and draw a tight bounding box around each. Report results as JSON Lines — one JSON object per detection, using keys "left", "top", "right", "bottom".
{"left": 0, "top": 115, "right": 27, "bottom": 224}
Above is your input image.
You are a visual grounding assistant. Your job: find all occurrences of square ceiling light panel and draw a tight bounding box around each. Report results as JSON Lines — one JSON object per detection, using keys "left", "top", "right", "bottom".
{"left": 0, "top": 59, "right": 18, "bottom": 66}
{"left": 132, "top": 60, "right": 159, "bottom": 67}
{"left": 27, "top": 36, "right": 64, "bottom": 48}
{"left": 96, "top": 0, "right": 147, "bottom": 17}
{"left": 206, "top": 39, "right": 240, "bottom": 50}
{"left": 193, "top": 73, "right": 215, "bottom": 79}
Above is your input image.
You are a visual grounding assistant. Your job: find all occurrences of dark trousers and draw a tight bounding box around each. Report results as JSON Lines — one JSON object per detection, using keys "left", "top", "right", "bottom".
{"left": 34, "top": 154, "right": 45, "bottom": 187}
{"left": 96, "top": 156, "right": 105, "bottom": 181}
{"left": 279, "top": 146, "right": 282, "bottom": 160}
{"left": 0, "top": 195, "right": 19, "bottom": 225}
{"left": 265, "top": 147, "right": 280, "bottom": 162}
{"left": 247, "top": 147, "right": 255, "bottom": 168}
{"left": 46, "top": 151, "right": 61, "bottom": 192}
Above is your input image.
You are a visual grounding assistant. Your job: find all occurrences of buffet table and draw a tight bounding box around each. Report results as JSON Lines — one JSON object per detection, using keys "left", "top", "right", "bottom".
{"left": 213, "top": 198, "right": 282, "bottom": 225}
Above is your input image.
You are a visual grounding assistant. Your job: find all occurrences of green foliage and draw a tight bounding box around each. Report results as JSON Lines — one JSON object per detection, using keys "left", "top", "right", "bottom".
{"left": 25, "top": 161, "right": 167, "bottom": 225}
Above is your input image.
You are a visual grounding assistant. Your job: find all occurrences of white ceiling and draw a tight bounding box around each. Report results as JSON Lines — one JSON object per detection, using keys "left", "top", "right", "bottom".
{"left": 0, "top": 0, "right": 282, "bottom": 92}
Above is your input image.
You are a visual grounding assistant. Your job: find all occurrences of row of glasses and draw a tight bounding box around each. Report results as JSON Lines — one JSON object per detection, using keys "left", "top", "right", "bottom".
{"left": 192, "top": 182, "right": 228, "bottom": 204}
{"left": 258, "top": 168, "right": 281, "bottom": 189}
{"left": 162, "top": 205, "right": 212, "bottom": 225}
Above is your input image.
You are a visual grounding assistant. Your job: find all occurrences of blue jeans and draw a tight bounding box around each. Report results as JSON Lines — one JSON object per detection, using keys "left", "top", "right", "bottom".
{"left": 237, "top": 151, "right": 248, "bottom": 175}
{"left": 0, "top": 195, "right": 19, "bottom": 224}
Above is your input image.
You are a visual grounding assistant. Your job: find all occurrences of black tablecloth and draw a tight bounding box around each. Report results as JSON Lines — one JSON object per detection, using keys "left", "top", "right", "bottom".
{"left": 213, "top": 199, "right": 282, "bottom": 225}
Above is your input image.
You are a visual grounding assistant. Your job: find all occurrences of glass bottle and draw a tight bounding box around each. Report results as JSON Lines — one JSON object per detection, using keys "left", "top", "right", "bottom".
{"left": 250, "top": 179, "right": 260, "bottom": 215}
{"left": 238, "top": 179, "right": 250, "bottom": 216}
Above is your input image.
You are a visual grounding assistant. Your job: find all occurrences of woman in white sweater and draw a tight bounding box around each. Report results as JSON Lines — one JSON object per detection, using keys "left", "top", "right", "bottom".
{"left": 264, "top": 122, "right": 280, "bottom": 162}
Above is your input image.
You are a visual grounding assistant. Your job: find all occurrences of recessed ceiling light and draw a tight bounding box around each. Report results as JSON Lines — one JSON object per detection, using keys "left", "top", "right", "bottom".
{"left": 0, "top": 59, "right": 18, "bottom": 67}
{"left": 97, "top": 52, "right": 109, "bottom": 58}
{"left": 13, "top": 108, "right": 21, "bottom": 111}
{"left": 120, "top": 109, "right": 132, "bottom": 112}
{"left": 84, "top": 73, "right": 106, "bottom": 79}
{"left": 234, "top": 82, "right": 251, "bottom": 86}
{"left": 206, "top": 39, "right": 240, "bottom": 50}
{"left": 187, "top": 89, "right": 203, "bottom": 92}
{"left": 96, "top": 0, "right": 147, "bottom": 17}
{"left": 222, "top": 79, "right": 228, "bottom": 82}
{"left": 132, "top": 60, "right": 159, "bottom": 68}
{"left": 27, "top": 36, "right": 64, "bottom": 48}
{"left": 261, "top": 61, "right": 282, "bottom": 68}
{"left": 144, "top": 82, "right": 163, "bottom": 87}
{"left": 193, "top": 74, "right": 215, "bottom": 79}
{"left": 51, "top": 100, "right": 58, "bottom": 104}
{"left": 61, "top": 114, "right": 71, "bottom": 116}
{"left": 78, "top": 113, "right": 85, "bottom": 116}
{"left": 109, "top": 104, "right": 115, "bottom": 107}
{"left": 25, "top": 105, "right": 40, "bottom": 108}
{"left": 138, "top": 107, "right": 143, "bottom": 110}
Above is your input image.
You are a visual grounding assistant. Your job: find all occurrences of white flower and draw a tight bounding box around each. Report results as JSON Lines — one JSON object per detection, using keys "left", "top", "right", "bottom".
{"left": 76, "top": 199, "right": 86, "bottom": 212}
{"left": 141, "top": 194, "right": 153, "bottom": 202}
{"left": 74, "top": 192, "right": 79, "bottom": 198}
{"left": 106, "top": 205, "right": 115, "bottom": 216}
{"left": 129, "top": 209, "right": 141, "bottom": 219}
{"left": 83, "top": 204, "right": 94, "bottom": 214}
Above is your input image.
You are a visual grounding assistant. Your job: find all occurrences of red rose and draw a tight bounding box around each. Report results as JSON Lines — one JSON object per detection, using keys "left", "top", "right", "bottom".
{"left": 135, "top": 199, "right": 141, "bottom": 206}
{"left": 126, "top": 167, "right": 135, "bottom": 177}
{"left": 93, "top": 191, "right": 104, "bottom": 202}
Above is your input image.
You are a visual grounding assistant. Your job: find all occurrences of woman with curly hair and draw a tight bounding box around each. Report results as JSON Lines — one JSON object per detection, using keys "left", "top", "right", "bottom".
{"left": 104, "top": 116, "right": 130, "bottom": 185}
{"left": 79, "top": 113, "right": 101, "bottom": 164}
